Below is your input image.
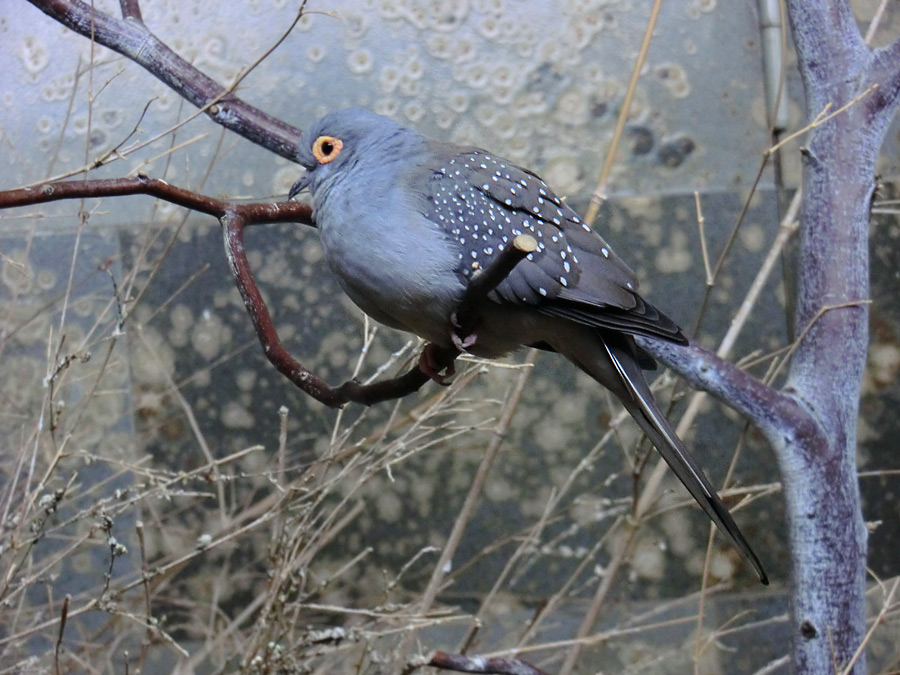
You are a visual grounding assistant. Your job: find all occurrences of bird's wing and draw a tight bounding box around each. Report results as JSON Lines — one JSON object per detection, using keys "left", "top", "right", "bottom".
{"left": 420, "top": 146, "right": 686, "bottom": 345}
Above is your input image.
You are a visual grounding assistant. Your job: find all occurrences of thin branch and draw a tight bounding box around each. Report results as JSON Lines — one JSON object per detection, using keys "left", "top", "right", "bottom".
{"left": 694, "top": 192, "right": 713, "bottom": 286}
{"left": 770, "top": 300, "right": 873, "bottom": 385}
{"left": 838, "top": 575, "right": 900, "bottom": 675}
{"left": 557, "top": 515, "right": 630, "bottom": 675}
{"left": 768, "top": 85, "right": 879, "bottom": 155}
{"left": 0, "top": 174, "right": 279, "bottom": 217}
{"left": 863, "top": 0, "right": 890, "bottom": 44}
{"left": 584, "top": 0, "right": 664, "bottom": 224}
{"left": 399, "top": 350, "right": 538, "bottom": 657}
{"left": 419, "top": 651, "right": 550, "bottom": 675}
{"left": 26, "top": 0, "right": 302, "bottom": 159}
{"left": 54, "top": 594, "right": 69, "bottom": 675}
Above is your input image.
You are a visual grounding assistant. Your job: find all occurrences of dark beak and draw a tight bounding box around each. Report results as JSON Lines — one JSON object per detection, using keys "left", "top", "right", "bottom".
{"left": 288, "top": 171, "right": 311, "bottom": 200}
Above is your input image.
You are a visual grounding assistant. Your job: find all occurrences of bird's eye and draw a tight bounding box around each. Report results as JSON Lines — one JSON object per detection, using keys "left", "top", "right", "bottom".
{"left": 312, "top": 135, "right": 343, "bottom": 164}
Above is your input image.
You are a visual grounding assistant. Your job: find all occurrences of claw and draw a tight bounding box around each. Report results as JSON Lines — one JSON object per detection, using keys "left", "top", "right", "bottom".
{"left": 451, "top": 331, "right": 478, "bottom": 352}
{"left": 419, "top": 343, "right": 456, "bottom": 385}
{"left": 450, "top": 312, "right": 478, "bottom": 352}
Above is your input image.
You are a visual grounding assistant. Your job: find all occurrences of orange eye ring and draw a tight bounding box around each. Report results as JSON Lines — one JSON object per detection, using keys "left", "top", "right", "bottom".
{"left": 312, "top": 135, "right": 343, "bottom": 164}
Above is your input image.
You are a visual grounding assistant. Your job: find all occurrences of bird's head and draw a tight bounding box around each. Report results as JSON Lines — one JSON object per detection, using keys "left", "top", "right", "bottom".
{"left": 289, "top": 108, "right": 410, "bottom": 199}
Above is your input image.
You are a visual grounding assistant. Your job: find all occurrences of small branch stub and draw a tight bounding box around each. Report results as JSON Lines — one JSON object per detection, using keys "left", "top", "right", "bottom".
{"left": 453, "top": 234, "right": 537, "bottom": 342}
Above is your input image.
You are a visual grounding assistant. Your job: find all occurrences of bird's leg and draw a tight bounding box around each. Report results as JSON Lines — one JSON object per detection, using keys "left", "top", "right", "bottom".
{"left": 418, "top": 343, "right": 457, "bottom": 385}
{"left": 449, "top": 311, "right": 479, "bottom": 351}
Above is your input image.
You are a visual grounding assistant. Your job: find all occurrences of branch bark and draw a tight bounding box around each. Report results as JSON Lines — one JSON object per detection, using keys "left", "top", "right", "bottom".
{"left": 647, "top": 2, "right": 900, "bottom": 670}
{"left": 0, "top": 177, "right": 538, "bottom": 408}
{"left": 748, "top": 1, "right": 897, "bottom": 671}
{"left": 26, "top": 0, "right": 303, "bottom": 159}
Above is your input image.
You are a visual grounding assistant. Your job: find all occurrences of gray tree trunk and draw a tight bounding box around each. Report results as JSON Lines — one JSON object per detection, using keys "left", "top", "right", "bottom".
{"left": 782, "top": 1, "right": 898, "bottom": 671}
{"left": 650, "top": 2, "right": 900, "bottom": 671}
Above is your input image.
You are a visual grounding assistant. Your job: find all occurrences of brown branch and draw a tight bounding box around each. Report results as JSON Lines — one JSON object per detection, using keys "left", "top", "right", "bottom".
{"left": 224, "top": 218, "right": 535, "bottom": 406}
{"left": 0, "top": 177, "right": 532, "bottom": 408}
{"left": 0, "top": 175, "right": 259, "bottom": 217}
{"left": 26, "top": 0, "right": 302, "bottom": 160}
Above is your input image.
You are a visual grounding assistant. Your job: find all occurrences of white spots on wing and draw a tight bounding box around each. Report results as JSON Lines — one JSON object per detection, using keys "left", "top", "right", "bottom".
{"left": 429, "top": 150, "right": 643, "bottom": 298}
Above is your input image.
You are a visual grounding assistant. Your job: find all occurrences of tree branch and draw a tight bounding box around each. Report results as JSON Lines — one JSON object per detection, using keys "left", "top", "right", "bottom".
{"left": 787, "top": 0, "right": 869, "bottom": 103}
{"left": 637, "top": 337, "right": 813, "bottom": 444}
{"left": 776, "top": 1, "right": 900, "bottom": 672}
{"left": 26, "top": 0, "right": 303, "bottom": 159}
{"left": 0, "top": 177, "right": 534, "bottom": 408}
{"left": 870, "top": 39, "right": 900, "bottom": 122}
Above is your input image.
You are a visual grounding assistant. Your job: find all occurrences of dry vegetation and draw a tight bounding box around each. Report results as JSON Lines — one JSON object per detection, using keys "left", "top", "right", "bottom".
{"left": 1, "top": 223, "right": 896, "bottom": 673}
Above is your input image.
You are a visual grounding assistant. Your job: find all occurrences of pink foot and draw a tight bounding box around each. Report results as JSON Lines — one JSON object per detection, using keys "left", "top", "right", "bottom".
{"left": 450, "top": 312, "right": 478, "bottom": 352}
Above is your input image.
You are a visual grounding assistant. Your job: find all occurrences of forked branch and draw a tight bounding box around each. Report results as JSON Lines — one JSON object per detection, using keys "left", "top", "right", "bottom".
{"left": 0, "top": 176, "right": 534, "bottom": 408}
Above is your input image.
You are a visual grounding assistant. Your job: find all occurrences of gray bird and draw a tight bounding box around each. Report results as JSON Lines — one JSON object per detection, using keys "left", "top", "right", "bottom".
{"left": 290, "top": 108, "right": 767, "bottom": 584}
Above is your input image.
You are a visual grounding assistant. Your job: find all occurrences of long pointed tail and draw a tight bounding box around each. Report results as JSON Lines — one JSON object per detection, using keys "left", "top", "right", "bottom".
{"left": 600, "top": 337, "right": 768, "bottom": 584}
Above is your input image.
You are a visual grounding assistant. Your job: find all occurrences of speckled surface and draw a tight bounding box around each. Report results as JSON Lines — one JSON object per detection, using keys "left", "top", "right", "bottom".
{"left": 0, "top": 0, "right": 799, "bottom": 201}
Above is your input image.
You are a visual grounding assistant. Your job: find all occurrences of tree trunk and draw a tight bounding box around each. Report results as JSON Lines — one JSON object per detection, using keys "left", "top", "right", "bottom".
{"left": 777, "top": 1, "right": 899, "bottom": 671}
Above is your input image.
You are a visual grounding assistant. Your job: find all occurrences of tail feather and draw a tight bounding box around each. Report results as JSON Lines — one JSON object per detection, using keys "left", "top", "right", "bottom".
{"left": 601, "top": 338, "right": 769, "bottom": 585}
